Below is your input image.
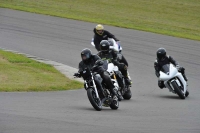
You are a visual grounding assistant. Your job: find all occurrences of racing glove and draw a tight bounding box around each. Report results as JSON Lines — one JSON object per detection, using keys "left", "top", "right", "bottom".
{"left": 176, "top": 65, "right": 180, "bottom": 70}
{"left": 73, "top": 73, "right": 81, "bottom": 77}
{"left": 155, "top": 71, "right": 160, "bottom": 77}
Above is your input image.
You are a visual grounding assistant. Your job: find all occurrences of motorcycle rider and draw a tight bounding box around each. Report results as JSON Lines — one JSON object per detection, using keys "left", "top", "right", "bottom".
{"left": 92, "top": 24, "right": 128, "bottom": 66}
{"left": 154, "top": 48, "right": 188, "bottom": 89}
{"left": 98, "top": 40, "right": 131, "bottom": 86}
{"left": 74, "top": 48, "right": 120, "bottom": 100}
{"left": 93, "top": 24, "right": 121, "bottom": 52}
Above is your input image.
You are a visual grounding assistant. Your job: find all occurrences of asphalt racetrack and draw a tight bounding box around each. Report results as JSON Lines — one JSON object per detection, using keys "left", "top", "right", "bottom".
{"left": 0, "top": 8, "right": 200, "bottom": 133}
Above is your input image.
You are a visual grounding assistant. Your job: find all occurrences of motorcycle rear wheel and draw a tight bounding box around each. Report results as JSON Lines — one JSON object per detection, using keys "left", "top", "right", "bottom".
{"left": 123, "top": 87, "right": 132, "bottom": 100}
{"left": 87, "top": 88, "right": 102, "bottom": 111}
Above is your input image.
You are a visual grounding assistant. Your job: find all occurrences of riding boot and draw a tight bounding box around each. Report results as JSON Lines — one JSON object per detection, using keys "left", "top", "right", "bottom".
{"left": 118, "top": 63, "right": 131, "bottom": 86}
{"left": 179, "top": 67, "right": 188, "bottom": 81}
{"left": 158, "top": 81, "right": 165, "bottom": 89}
{"left": 115, "top": 71, "right": 125, "bottom": 89}
{"left": 121, "top": 71, "right": 131, "bottom": 85}
{"left": 124, "top": 77, "right": 131, "bottom": 86}
{"left": 110, "top": 88, "right": 119, "bottom": 100}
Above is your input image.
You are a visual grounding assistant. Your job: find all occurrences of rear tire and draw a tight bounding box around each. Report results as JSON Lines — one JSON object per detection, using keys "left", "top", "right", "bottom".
{"left": 87, "top": 88, "right": 102, "bottom": 111}
{"left": 171, "top": 81, "right": 185, "bottom": 99}
{"left": 123, "top": 87, "right": 132, "bottom": 100}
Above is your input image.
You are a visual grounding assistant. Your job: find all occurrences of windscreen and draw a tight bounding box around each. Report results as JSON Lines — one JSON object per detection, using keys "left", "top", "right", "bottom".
{"left": 161, "top": 64, "right": 170, "bottom": 74}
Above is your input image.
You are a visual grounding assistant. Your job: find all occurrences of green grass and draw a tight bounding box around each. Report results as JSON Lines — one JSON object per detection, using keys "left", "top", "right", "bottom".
{"left": 0, "top": 50, "right": 83, "bottom": 92}
{"left": 0, "top": 0, "right": 200, "bottom": 41}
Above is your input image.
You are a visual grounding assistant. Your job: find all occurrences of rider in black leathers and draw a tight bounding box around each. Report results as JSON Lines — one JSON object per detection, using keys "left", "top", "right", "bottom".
{"left": 93, "top": 24, "right": 120, "bottom": 51}
{"left": 74, "top": 48, "right": 118, "bottom": 99}
{"left": 97, "top": 40, "right": 131, "bottom": 86}
{"left": 154, "top": 48, "right": 188, "bottom": 89}
{"left": 93, "top": 24, "right": 128, "bottom": 66}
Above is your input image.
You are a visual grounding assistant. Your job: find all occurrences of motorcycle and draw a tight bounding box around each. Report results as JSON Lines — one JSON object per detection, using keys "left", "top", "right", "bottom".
{"left": 74, "top": 65, "right": 119, "bottom": 111}
{"left": 91, "top": 38, "right": 122, "bottom": 52}
{"left": 105, "top": 60, "right": 132, "bottom": 100}
{"left": 159, "top": 64, "right": 189, "bottom": 99}
{"left": 91, "top": 38, "right": 130, "bottom": 83}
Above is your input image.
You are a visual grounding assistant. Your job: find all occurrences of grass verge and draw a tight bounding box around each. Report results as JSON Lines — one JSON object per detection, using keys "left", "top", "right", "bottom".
{"left": 0, "top": 50, "right": 83, "bottom": 92}
{"left": 0, "top": 0, "right": 199, "bottom": 41}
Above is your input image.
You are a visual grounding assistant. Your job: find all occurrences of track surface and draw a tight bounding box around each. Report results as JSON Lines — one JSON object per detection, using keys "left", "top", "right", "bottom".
{"left": 0, "top": 8, "right": 200, "bottom": 133}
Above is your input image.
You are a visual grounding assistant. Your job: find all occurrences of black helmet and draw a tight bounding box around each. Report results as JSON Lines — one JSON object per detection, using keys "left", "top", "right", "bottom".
{"left": 157, "top": 48, "right": 166, "bottom": 61}
{"left": 108, "top": 40, "right": 114, "bottom": 46}
{"left": 100, "top": 40, "right": 110, "bottom": 54}
{"left": 81, "top": 48, "right": 92, "bottom": 63}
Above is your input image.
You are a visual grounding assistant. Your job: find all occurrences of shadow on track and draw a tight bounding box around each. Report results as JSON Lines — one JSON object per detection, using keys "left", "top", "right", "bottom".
{"left": 73, "top": 106, "right": 122, "bottom": 111}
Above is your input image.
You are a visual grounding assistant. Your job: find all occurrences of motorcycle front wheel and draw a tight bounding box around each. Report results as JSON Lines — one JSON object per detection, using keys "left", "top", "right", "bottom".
{"left": 171, "top": 81, "right": 185, "bottom": 99}
{"left": 87, "top": 88, "right": 102, "bottom": 111}
{"left": 185, "top": 90, "right": 189, "bottom": 97}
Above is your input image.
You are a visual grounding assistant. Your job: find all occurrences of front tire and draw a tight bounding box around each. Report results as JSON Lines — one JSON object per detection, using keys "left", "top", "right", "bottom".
{"left": 171, "top": 81, "right": 185, "bottom": 99}
{"left": 87, "top": 88, "right": 102, "bottom": 111}
{"left": 185, "top": 90, "right": 189, "bottom": 97}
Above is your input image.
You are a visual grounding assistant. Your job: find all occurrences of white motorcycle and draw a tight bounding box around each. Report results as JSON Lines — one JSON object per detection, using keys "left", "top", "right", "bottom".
{"left": 91, "top": 38, "right": 132, "bottom": 99}
{"left": 91, "top": 38, "right": 122, "bottom": 52}
{"left": 159, "top": 64, "right": 189, "bottom": 99}
{"left": 105, "top": 60, "right": 132, "bottom": 100}
{"left": 91, "top": 38, "right": 128, "bottom": 66}
{"left": 106, "top": 60, "right": 123, "bottom": 100}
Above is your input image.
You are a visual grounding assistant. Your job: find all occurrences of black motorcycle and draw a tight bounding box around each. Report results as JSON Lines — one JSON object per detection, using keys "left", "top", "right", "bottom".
{"left": 74, "top": 68, "right": 119, "bottom": 111}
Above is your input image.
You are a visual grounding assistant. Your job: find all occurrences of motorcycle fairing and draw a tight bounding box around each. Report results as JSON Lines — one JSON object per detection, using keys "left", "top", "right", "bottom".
{"left": 159, "top": 64, "right": 187, "bottom": 94}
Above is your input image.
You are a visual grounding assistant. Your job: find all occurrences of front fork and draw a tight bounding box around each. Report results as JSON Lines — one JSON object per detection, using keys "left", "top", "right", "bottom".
{"left": 91, "top": 75, "right": 100, "bottom": 99}
{"left": 165, "top": 77, "right": 186, "bottom": 95}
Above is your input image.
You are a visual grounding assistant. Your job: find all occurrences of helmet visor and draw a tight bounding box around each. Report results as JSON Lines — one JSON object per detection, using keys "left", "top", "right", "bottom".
{"left": 157, "top": 54, "right": 165, "bottom": 61}
{"left": 100, "top": 45, "right": 109, "bottom": 54}
{"left": 82, "top": 55, "right": 87, "bottom": 60}
{"left": 81, "top": 53, "right": 90, "bottom": 61}
{"left": 96, "top": 30, "right": 103, "bottom": 35}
